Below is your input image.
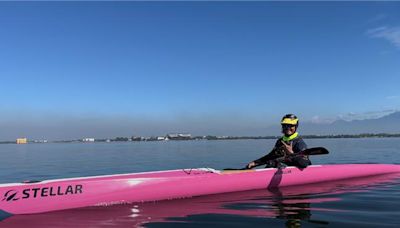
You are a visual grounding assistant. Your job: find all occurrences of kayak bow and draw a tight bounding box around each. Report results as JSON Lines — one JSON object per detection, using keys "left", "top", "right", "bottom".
{"left": 1, "top": 164, "right": 400, "bottom": 215}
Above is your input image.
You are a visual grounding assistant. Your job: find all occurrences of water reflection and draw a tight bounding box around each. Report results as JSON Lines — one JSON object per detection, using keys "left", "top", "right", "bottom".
{"left": 1, "top": 173, "right": 399, "bottom": 227}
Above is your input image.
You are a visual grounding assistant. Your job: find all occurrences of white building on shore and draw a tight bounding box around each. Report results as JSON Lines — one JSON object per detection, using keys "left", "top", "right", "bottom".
{"left": 82, "top": 138, "right": 95, "bottom": 142}
{"left": 166, "top": 133, "right": 192, "bottom": 140}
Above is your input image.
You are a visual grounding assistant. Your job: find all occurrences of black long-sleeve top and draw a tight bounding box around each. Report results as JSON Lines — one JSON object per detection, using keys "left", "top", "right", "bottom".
{"left": 253, "top": 136, "right": 308, "bottom": 166}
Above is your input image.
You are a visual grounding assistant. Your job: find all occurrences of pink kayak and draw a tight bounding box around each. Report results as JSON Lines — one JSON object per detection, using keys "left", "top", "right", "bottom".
{"left": 3, "top": 172, "right": 400, "bottom": 227}
{"left": 1, "top": 164, "right": 400, "bottom": 215}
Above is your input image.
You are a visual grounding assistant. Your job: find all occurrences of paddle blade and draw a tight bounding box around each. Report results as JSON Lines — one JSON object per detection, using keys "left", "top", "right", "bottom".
{"left": 302, "top": 147, "right": 329, "bottom": 156}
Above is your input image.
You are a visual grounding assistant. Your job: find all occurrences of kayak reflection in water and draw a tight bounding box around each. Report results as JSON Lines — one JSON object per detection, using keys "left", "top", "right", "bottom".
{"left": 247, "top": 114, "right": 311, "bottom": 169}
{"left": 268, "top": 187, "right": 330, "bottom": 228}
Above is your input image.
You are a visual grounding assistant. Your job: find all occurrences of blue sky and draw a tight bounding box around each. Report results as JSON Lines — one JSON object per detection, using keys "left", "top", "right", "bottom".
{"left": 0, "top": 2, "right": 400, "bottom": 140}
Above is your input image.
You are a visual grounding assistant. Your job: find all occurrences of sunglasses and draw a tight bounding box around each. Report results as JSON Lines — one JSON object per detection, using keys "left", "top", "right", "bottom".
{"left": 281, "top": 124, "right": 296, "bottom": 129}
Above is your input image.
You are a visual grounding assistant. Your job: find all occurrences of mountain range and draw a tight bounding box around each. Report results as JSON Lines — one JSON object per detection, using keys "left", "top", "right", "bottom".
{"left": 262, "top": 111, "right": 400, "bottom": 135}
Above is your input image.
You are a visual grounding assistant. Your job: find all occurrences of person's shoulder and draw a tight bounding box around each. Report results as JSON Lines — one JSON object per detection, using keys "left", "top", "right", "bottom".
{"left": 274, "top": 137, "right": 283, "bottom": 145}
{"left": 293, "top": 136, "right": 307, "bottom": 150}
{"left": 295, "top": 136, "right": 307, "bottom": 144}
{"left": 295, "top": 136, "right": 305, "bottom": 142}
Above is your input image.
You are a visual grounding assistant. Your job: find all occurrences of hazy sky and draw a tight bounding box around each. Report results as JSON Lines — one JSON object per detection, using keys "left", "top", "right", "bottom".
{"left": 1, "top": 1, "right": 400, "bottom": 140}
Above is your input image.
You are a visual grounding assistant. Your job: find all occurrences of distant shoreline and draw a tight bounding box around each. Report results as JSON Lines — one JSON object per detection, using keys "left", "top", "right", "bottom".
{"left": 1, "top": 133, "right": 400, "bottom": 144}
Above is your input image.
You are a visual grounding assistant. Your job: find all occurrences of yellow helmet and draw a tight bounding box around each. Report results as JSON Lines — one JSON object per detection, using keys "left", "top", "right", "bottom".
{"left": 281, "top": 114, "right": 299, "bottom": 126}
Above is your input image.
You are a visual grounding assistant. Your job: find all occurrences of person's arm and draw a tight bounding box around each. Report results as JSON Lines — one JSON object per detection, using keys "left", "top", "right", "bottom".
{"left": 247, "top": 144, "right": 282, "bottom": 168}
{"left": 288, "top": 138, "right": 311, "bottom": 168}
{"left": 247, "top": 151, "right": 276, "bottom": 168}
{"left": 246, "top": 139, "right": 283, "bottom": 169}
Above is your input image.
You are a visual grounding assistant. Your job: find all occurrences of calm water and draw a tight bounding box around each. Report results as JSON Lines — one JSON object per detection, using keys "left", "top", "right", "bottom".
{"left": 1, "top": 138, "right": 400, "bottom": 227}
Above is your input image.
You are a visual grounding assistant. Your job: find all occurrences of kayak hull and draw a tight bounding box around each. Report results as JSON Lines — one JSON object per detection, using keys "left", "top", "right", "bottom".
{"left": 1, "top": 164, "right": 400, "bottom": 215}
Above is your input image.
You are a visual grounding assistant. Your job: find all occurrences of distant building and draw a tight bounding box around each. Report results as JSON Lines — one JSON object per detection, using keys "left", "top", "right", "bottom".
{"left": 166, "top": 133, "right": 192, "bottom": 140}
{"left": 82, "top": 138, "right": 95, "bottom": 142}
{"left": 131, "top": 136, "right": 144, "bottom": 141}
{"left": 217, "top": 136, "right": 229, "bottom": 139}
{"left": 144, "top": 137, "right": 158, "bottom": 141}
{"left": 16, "top": 138, "right": 27, "bottom": 144}
{"left": 157, "top": 136, "right": 166, "bottom": 141}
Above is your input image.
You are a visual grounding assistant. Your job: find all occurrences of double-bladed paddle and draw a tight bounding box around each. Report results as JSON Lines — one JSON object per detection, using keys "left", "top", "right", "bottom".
{"left": 223, "top": 147, "right": 329, "bottom": 171}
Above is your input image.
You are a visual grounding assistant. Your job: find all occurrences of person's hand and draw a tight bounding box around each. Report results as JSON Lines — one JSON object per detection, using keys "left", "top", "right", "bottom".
{"left": 281, "top": 141, "right": 294, "bottom": 155}
{"left": 246, "top": 162, "right": 257, "bottom": 169}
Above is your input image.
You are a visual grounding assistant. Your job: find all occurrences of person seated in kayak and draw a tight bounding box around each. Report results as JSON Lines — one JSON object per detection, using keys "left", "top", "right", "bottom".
{"left": 246, "top": 114, "right": 311, "bottom": 169}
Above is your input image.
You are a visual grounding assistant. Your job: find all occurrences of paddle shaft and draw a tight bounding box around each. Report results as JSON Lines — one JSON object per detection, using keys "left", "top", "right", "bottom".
{"left": 224, "top": 147, "right": 329, "bottom": 171}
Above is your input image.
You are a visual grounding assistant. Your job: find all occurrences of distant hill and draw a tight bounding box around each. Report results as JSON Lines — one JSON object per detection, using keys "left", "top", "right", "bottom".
{"left": 259, "top": 112, "right": 400, "bottom": 136}
{"left": 300, "top": 111, "right": 400, "bottom": 135}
